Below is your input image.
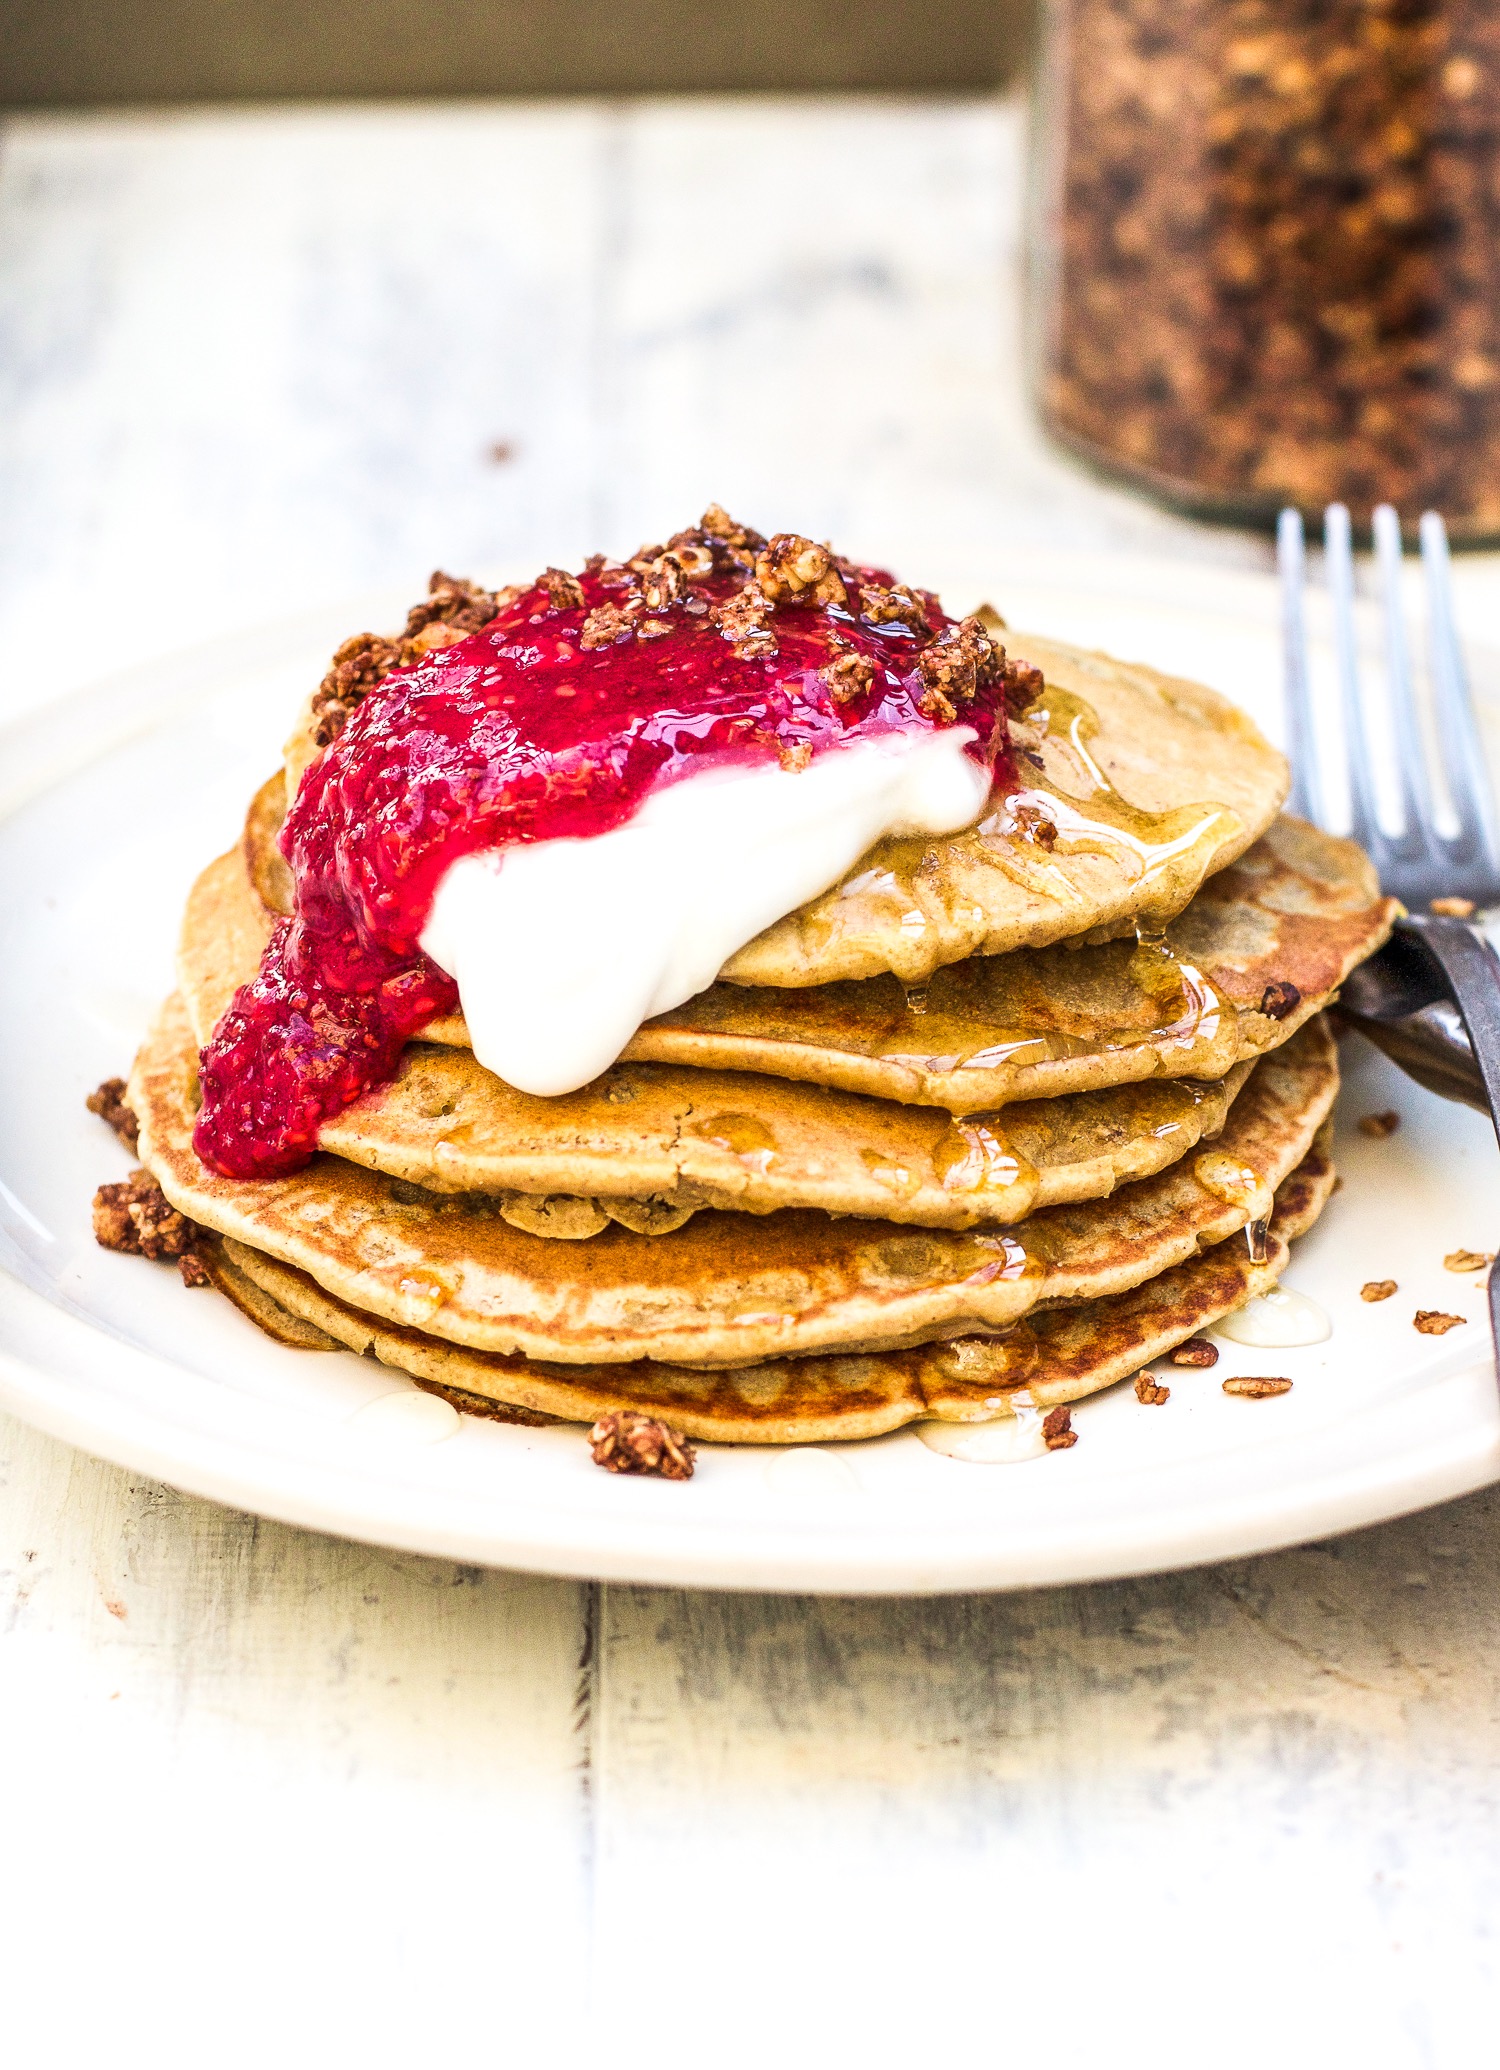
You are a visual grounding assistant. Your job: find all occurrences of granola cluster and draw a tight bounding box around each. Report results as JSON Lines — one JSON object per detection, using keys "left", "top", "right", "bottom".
{"left": 1258, "top": 981, "right": 1302, "bottom": 1022}
{"left": 86, "top": 1076, "right": 139, "bottom": 1152}
{"left": 1037, "top": 0, "right": 1500, "bottom": 531}
{"left": 588, "top": 1410, "right": 697, "bottom": 1479}
{"left": 307, "top": 507, "right": 1035, "bottom": 747}
{"left": 91, "top": 1168, "right": 210, "bottom": 1287}
{"left": 311, "top": 571, "right": 518, "bottom": 746}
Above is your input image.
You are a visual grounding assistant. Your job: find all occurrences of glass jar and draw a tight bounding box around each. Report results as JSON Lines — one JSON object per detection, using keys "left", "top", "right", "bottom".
{"left": 1029, "top": 0, "right": 1500, "bottom": 539}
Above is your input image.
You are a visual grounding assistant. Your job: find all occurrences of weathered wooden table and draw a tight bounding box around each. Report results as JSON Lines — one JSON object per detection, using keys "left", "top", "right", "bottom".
{"left": 4, "top": 99, "right": 1500, "bottom": 2066}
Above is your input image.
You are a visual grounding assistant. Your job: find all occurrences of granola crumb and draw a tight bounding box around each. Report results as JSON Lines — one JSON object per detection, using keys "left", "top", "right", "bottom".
{"left": 915, "top": 615, "right": 999, "bottom": 720}
{"left": 1222, "top": 1375, "right": 1293, "bottom": 1398}
{"left": 538, "top": 566, "right": 585, "bottom": 612}
{"left": 1169, "top": 1335, "right": 1219, "bottom": 1368}
{"left": 998, "top": 652, "right": 1046, "bottom": 719}
{"left": 92, "top": 1169, "right": 204, "bottom": 1262}
{"left": 1431, "top": 896, "right": 1477, "bottom": 919}
{"left": 1361, "top": 1279, "right": 1397, "bottom": 1302}
{"left": 579, "top": 601, "right": 631, "bottom": 650}
{"left": 755, "top": 534, "right": 848, "bottom": 609}
{"left": 310, "top": 570, "right": 509, "bottom": 745}
{"left": 177, "top": 1251, "right": 211, "bottom": 1288}
{"left": 711, "top": 581, "right": 779, "bottom": 661}
{"left": 1414, "top": 1310, "right": 1467, "bottom": 1335}
{"left": 822, "top": 648, "right": 875, "bottom": 707}
{"left": 1042, "top": 1404, "right": 1078, "bottom": 1450}
{"left": 1011, "top": 802, "right": 1058, "bottom": 850}
{"left": 588, "top": 1410, "right": 696, "bottom": 1480}
{"left": 86, "top": 1077, "right": 139, "bottom": 1152}
{"left": 1259, "top": 981, "right": 1302, "bottom": 1021}
{"left": 858, "top": 582, "right": 928, "bottom": 629}
{"left": 1359, "top": 1110, "right": 1401, "bottom": 1138}
{"left": 1444, "top": 1249, "right": 1494, "bottom": 1274}
{"left": 637, "top": 553, "right": 685, "bottom": 612}
{"left": 778, "top": 742, "right": 813, "bottom": 773}
{"left": 1135, "top": 1373, "right": 1171, "bottom": 1405}
{"left": 698, "top": 503, "right": 766, "bottom": 555}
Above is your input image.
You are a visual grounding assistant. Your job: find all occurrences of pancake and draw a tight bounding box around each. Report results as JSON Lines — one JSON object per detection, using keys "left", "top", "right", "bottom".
{"left": 273, "top": 628, "right": 1288, "bottom": 986}
{"left": 218, "top": 1124, "right": 1336, "bottom": 1443}
{"left": 635, "top": 814, "right": 1395, "bottom": 1108}
{"left": 312, "top": 1049, "right": 1254, "bottom": 1231}
{"left": 204, "top": 805, "right": 1393, "bottom": 1112}
{"left": 131, "top": 996, "right": 1337, "bottom": 1367}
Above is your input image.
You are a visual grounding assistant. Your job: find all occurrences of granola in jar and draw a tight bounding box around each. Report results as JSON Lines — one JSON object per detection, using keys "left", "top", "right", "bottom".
{"left": 1031, "top": 0, "right": 1500, "bottom": 536}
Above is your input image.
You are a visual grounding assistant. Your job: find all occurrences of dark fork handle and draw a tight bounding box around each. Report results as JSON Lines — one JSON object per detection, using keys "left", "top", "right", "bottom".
{"left": 1341, "top": 915, "right": 1500, "bottom": 1362}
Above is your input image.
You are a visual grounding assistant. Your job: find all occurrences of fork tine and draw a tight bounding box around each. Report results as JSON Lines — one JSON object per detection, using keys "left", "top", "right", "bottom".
{"left": 1324, "top": 503, "right": 1383, "bottom": 857}
{"left": 1276, "top": 507, "right": 1319, "bottom": 821}
{"left": 1371, "top": 503, "right": 1435, "bottom": 859}
{"left": 1419, "top": 509, "right": 1500, "bottom": 882}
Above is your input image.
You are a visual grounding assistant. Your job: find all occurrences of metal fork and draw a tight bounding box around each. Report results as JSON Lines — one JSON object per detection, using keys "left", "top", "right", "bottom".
{"left": 1279, "top": 502, "right": 1500, "bottom": 1359}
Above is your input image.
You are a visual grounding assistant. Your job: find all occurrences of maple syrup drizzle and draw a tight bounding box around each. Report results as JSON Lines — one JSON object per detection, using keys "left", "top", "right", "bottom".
{"left": 975, "top": 681, "right": 1242, "bottom": 930}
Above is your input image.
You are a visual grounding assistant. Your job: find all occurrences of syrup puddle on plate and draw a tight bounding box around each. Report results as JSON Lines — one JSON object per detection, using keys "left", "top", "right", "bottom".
{"left": 1215, "top": 1286, "right": 1331, "bottom": 1348}
{"left": 347, "top": 1390, "right": 462, "bottom": 1446}
{"left": 762, "top": 1447, "right": 861, "bottom": 1496}
{"left": 918, "top": 1388, "right": 1049, "bottom": 1464}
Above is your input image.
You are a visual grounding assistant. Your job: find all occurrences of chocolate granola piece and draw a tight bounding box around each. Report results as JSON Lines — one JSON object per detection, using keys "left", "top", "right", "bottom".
{"left": 1259, "top": 981, "right": 1302, "bottom": 1021}
{"left": 858, "top": 582, "right": 929, "bottom": 629}
{"left": 1135, "top": 1373, "right": 1171, "bottom": 1405}
{"left": 1042, "top": 1404, "right": 1078, "bottom": 1450}
{"left": 997, "top": 652, "right": 1046, "bottom": 719}
{"left": 86, "top": 1077, "right": 139, "bottom": 1153}
{"left": 915, "top": 615, "right": 1000, "bottom": 721}
{"left": 1359, "top": 1111, "right": 1401, "bottom": 1138}
{"left": 580, "top": 602, "right": 633, "bottom": 651}
{"left": 312, "top": 630, "right": 401, "bottom": 746}
{"left": 635, "top": 554, "right": 684, "bottom": 612}
{"left": 823, "top": 648, "right": 876, "bottom": 708}
{"left": 406, "top": 570, "right": 512, "bottom": 642}
{"left": 699, "top": 503, "right": 767, "bottom": 555}
{"left": 93, "top": 1169, "right": 202, "bottom": 1263}
{"left": 712, "top": 582, "right": 778, "bottom": 661}
{"left": 310, "top": 571, "right": 512, "bottom": 746}
{"left": 1361, "top": 1279, "right": 1398, "bottom": 1302}
{"left": 1010, "top": 801, "right": 1058, "bottom": 850}
{"left": 589, "top": 556, "right": 635, "bottom": 591}
{"left": 588, "top": 1410, "right": 696, "bottom": 1480}
{"left": 662, "top": 534, "right": 717, "bottom": 581}
{"left": 755, "top": 534, "right": 849, "bottom": 609}
{"left": 1414, "top": 1310, "right": 1467, "bottom": 1335}
{"left": 1170, "top": 1335, "right": 1219, "bottom": 1368}
{"left": 538, "top": 566, "right": 586, "bottom": 612}
{"left": 1222, "top": 1376, "right": 1293, "bottom": 1398}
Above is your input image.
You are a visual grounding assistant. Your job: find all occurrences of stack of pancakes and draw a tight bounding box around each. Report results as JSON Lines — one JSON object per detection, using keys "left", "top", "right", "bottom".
{"left": 128, "top": 626, "right": 1396, "bottom": 1445}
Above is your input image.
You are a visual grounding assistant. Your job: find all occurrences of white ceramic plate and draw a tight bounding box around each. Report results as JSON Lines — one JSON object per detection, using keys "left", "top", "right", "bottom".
{"left": 3, "top": 552, "right": 1499, "bottom": 1593}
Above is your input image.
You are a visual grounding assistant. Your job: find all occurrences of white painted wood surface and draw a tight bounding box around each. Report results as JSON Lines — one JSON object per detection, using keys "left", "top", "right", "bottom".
{"left": 5, "top": 97, "right": 1500, "bottom": 2067}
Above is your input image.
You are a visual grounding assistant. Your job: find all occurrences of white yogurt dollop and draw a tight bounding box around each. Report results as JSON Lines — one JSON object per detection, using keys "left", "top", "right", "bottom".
{"left": 420, "top": 729, "right": 989, "bottom": 1095}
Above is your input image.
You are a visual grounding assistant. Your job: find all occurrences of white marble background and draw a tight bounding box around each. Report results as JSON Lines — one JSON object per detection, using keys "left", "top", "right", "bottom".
{"left": 4, "top": 96, "right": 1500, "bottom": 2068}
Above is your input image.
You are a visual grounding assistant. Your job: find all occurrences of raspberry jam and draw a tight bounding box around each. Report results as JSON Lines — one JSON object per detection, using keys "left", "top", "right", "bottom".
{"left": 194, "top": 526, "right": 1014, "bottom": 1178}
